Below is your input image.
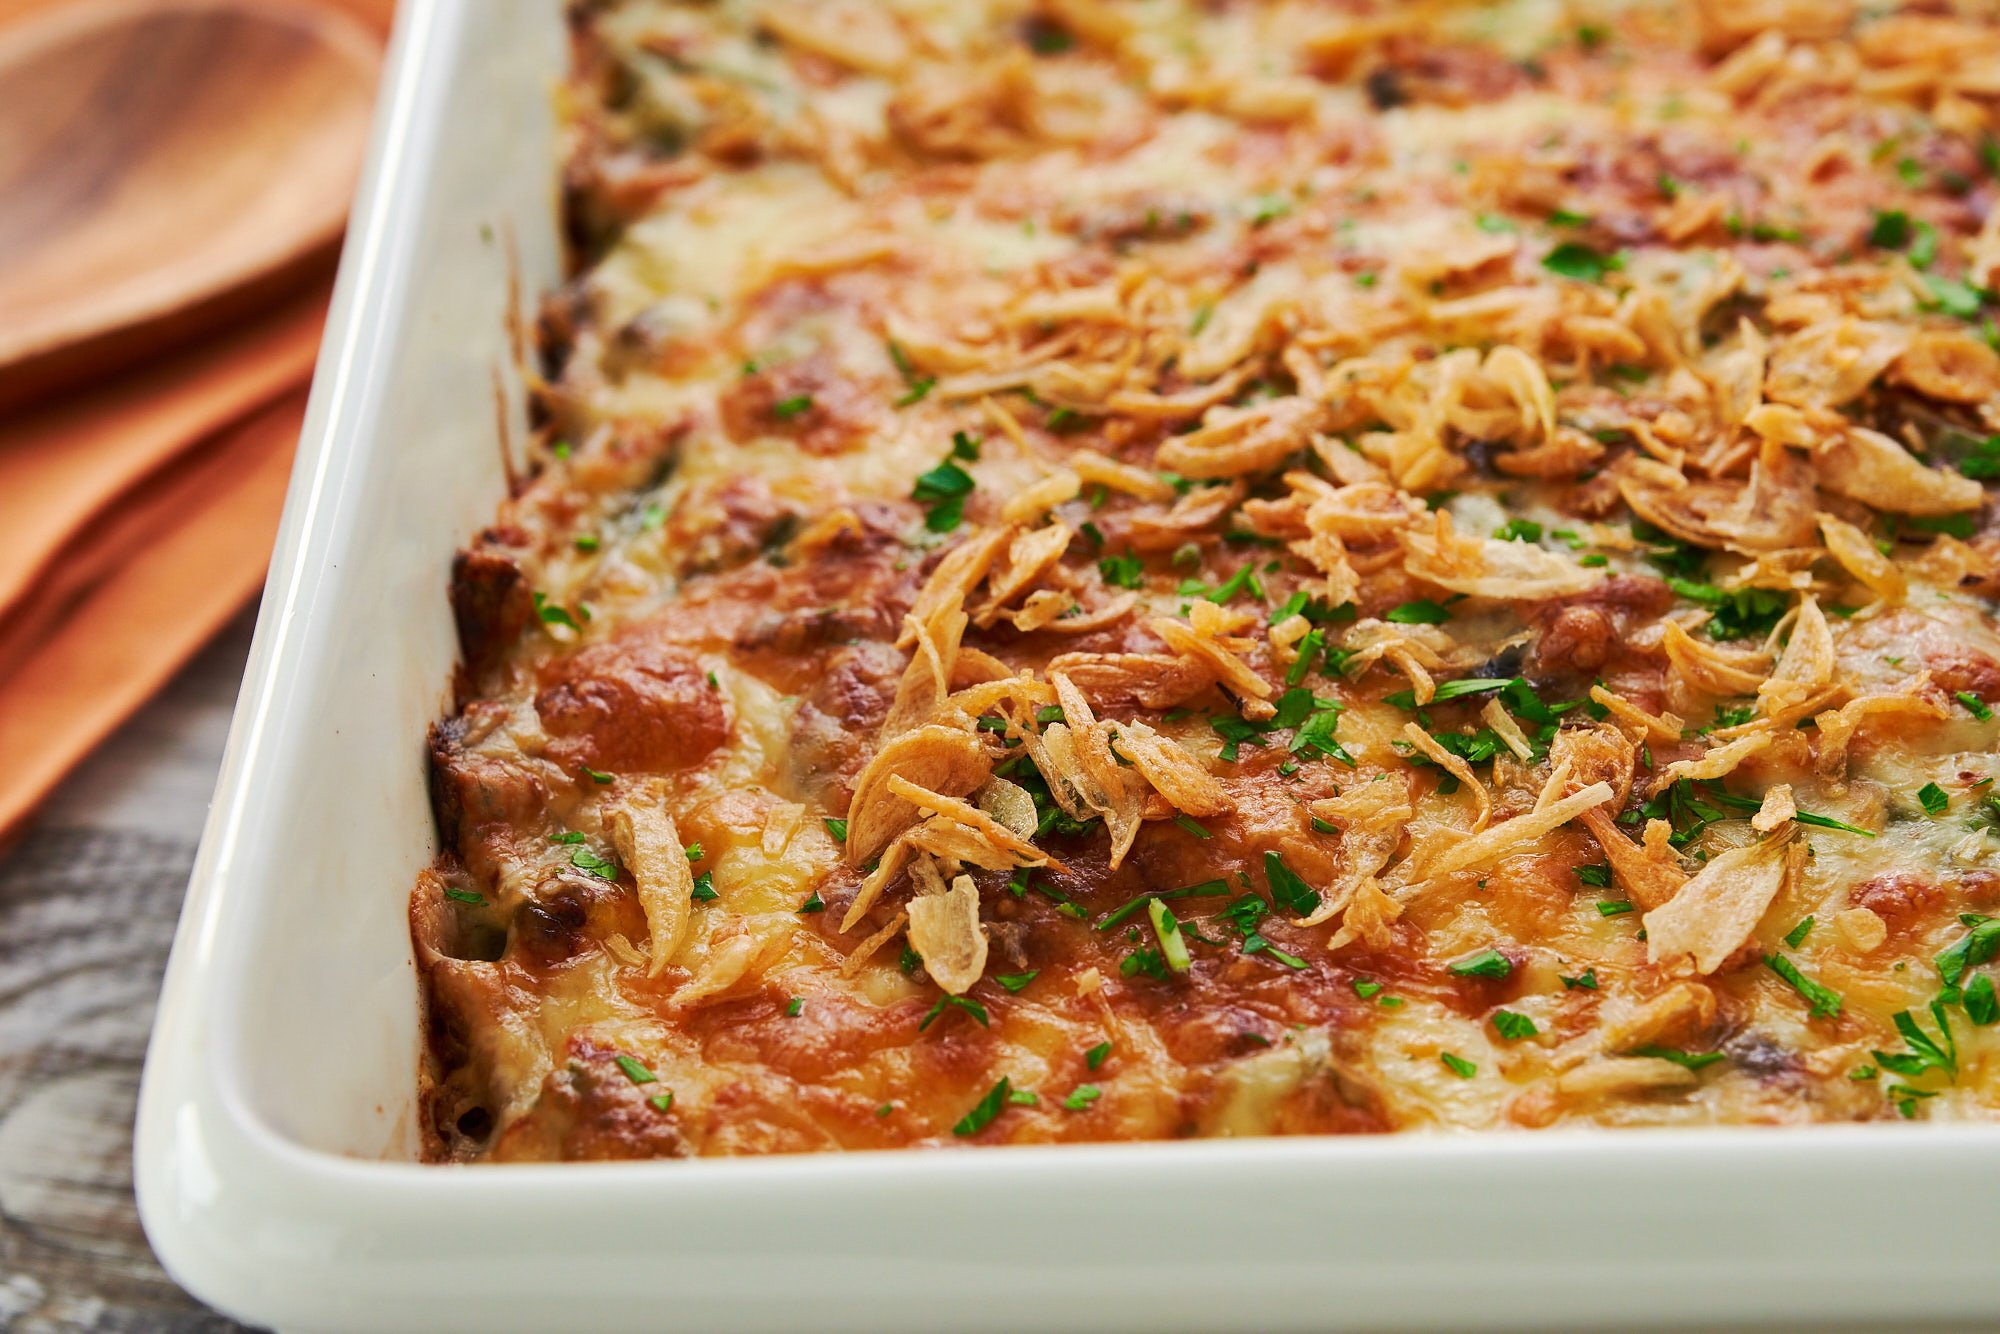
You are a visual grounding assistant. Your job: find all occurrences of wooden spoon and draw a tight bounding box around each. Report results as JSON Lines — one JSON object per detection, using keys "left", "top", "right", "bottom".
{"left": 0, "top": 0, "right": 378, "bottom": 408}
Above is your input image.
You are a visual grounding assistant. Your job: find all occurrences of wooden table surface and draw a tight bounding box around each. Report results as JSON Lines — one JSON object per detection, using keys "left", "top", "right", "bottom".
{"left": 0, "top": 611, "right": 255, "bottom": 1332}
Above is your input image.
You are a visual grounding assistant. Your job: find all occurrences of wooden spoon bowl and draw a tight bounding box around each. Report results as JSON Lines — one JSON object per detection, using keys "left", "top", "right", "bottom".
{"left": 0, "top": 0, "right": 378, "bottom": 407}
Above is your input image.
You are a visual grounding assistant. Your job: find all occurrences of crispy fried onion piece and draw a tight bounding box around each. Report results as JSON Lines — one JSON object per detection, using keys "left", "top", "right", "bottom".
{"left": 610, "top": 787, "right": 696, "bottom": 976}
{"left": 1578, "top": 810, "right": 1687, "bottom": 912}
{"left": 1662, "top": 620, "right": 1772, "bottom": 695}
{"left": 1108, "top": 719, "right": 1228, "bottom": 816}
{"left": 975, "top": 776, "right": 1039, "bottom": 839}
{"left": 675, "top": 918, "right": 793, "bottom": 1008}
{"left": 899, "top": 526, "right": 1011, "bottom": 650}
{"left": 888, "top": 775, "right": 1053, "bottom": 869}
{"left": 1424, "top": 766, "right": 1615, "bottom": 879}
{"left": 1812, "top": 426, "right": 1984, "bottom": 517}
{"left": 1402, "top": 722, "right": 1491, "bottom": 831}
{"left": 1402, "top": 511, "right": 1601, "bottom": 599}
{"left": 1550, "top": 722, "right": 1638, "bottom": 808}
{"left": 845, "top": 724, "right": 994, "bottom": 866}
{"left": 973, "top": 523, "right": 1072, "bottom": 627}
{"left": 1156, "top": 396, "right": 1322, "bottom": 480}
{"left": 1339, "top": 619, "right": 1455, "bottom": 704}
{"left": 1764, "top": 320, "right": 1910, "bottom": 409}
{"left": 1588, "top": 684, "right": 1686, "bottom": 744}
{"left": 1815, "top": 513, "right": 1906, "bottom": 605}
{"left": 1069, "top": 450, "right": 1176, "bottom": 501}
{"left": 1662, "top": 729, "right": 1775, "bottom": 782}
{"left": 1752, "top": 783, "right": 1796, "bottom": 833}
{"left": 1301, "top": 780, "right": 1410, "bottom": 950}
{"left": 1046, "top": 673, "right": 1146, "bottom": 866}
{"left": 1615, "top": 451, "right": 1817, "bottom": 553}
{"left": 906, "top": 874, "right": 988, "bottom": 995}
{"left": 1044, "top": 651, "right": 1210, "bottom": 709}
{"left": 1814, "top": 678, "right": 1944, "bottom": 775}
{"left": 1147, "top": 602, "right": 1273, "bottom": 715}
{"left": 1125, "top": 480, "right": 1245, "bottom": 551}
{"left": 1891, "top": 329, "right": 2000, "bottom": 405}
{"left": 1644, "top": 830, "right": 1798, "bottom": 975}
{"left": 1758, "top": 596, "right": 1840, "bottom": 722}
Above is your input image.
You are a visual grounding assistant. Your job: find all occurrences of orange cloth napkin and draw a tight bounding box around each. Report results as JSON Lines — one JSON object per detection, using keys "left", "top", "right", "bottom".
{"left": 0, "top": 0, "right": 390, "bottom": 838}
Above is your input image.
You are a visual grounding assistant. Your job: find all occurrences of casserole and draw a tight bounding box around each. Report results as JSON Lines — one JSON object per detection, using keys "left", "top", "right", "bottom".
{"left": 137, "top": 0, "right": 2000, "bottom": 1328}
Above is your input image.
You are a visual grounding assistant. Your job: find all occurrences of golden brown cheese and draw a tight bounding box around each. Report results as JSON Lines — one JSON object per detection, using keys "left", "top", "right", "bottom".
{"left": 414, "top": 0, "right": 2000, "bottom": 1162}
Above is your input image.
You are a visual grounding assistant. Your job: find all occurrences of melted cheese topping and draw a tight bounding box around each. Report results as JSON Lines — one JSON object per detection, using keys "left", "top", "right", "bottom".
{"left": 414, "top": 0, "right": 2000, "bottom": 1162}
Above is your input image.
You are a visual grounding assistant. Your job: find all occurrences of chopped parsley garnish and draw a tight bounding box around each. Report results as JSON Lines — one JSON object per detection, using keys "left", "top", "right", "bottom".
{"left": 798, "top": 891, "right": 825, "bottom": 913}
{"left": 1964, "top": 974, "right": 1999, "bottom": 1026}
{"left": 920, "top": 994, "right": 991, "bottom": 1030}
{"left": 1440, "top": 1052, "right": 1478, "bottom": 1078}
{"left": 1492, "top": 1011, "right": 1538, "bottom": 1040}
{"left": 823, "top": 817, "right": 849, "bottom": 842}
{"left": 1631, "top": 1045, "right": 1725, "bottom": 1071}
{"left": 912, "top": 456, "right": 976, "bottom": 532}
{"left": 549, "top": 831, "right": 585, "bottom": 845}
{"left": 1872, "top": 1000, "right": 1956, "bottom": 1079}
{"left": 443, "top": 886, "right": 483, "bottom": 905}
{"left": 570, "top": 847, "right": 619, "bottom": 881}
{"left": 579, "top": 764, "right": 614, "bottom": 785}
{"left": 690, "top": 871, "right": 717, "bottom": 902}
{"left": 1576, "top": 863, "right": 1612, "bottom": 888}
{"left": 887, "top": 341, "right": 935, "bottom": 405}
{"left": 1958, "top": 691, "right": 1994, "bottom": 722}
{"left": 1783, "top": 916, "right": 1815, "bottom": 949}
{"left": 996, "top": 970, "right": 1039, "bottom": 993}
{"left": 1086, "top": 1041, "right": 1112, "bottom": 1070}
{"left": 1867, "top": 209, "right": 1911, "bottom": 249}
{"left": 1924, "top": 274, "right": 1990, "bottom": 320}
{"left": 1174, "top": 814, "right": 1212, "bottom": 840}
{"left": 647, "top": 1092, "right": 674, "bottom": 1113}
{"left": 1095, "top": 879, "right": 1231, "bottom": 932}
{"left": 1764, "top": 954, "right": 1842, "bottom": 1018}
{"left": 1493, "top": 517, "right": 1543, "bottom": 543}
{"left": 1385, "top": 599, "right": 1450, "bottom": 625}
{"left": 573, "top": 533, "right": 600, "bottom": 553}
{"left": 1666, "top": 578, "right": 1789, "bottom": 641}
{"left": 1559, "top": 967, "right": 1599, "bottom": 990}
{"left": 772, "top": 394, "right": 814, "bottom": 420}
{"left": 1264, "top": 851, "right": 1322, "bottom": 917}
{"left": 1063, "top": 1084, "right": 1102, "bottom": 1111}
{"left": 952, "top": 1078, "right": 1013, "bottom": 1136}
{"left": 785, "top": 997, "right": 804, "bottom": 1017}
{"left": 613, "top": 1055, "right": 658, "bottom": 1085}
{"left": 533, "top": 592, "right": 580, "bottom": 631}
{"left": 1007, "top": 1088, "right": 1039, "bottom": 1106}
{"left": 683, "top": 842, "right": 704, "bottom": 861}
{"left": 1596, "top": 900, "right": 1634, "bottom": 917}
{"left": 1542, "top": 241, "right": 1620, "bottom": 282}
{"left": 1936, "top": 914, "right": 2000, "bottom": 993}
{"left": 1147, "top": 898, "right": 1192, "bottom": 974}
{"left": 1098, "top": 552, "right": 1145, "bottom": 589}
{"left": 1448, "top": 948, "right": 1512, "bottom": 979}
{"left": 1353, "top": 979, "right": 1383, "bottom": 999}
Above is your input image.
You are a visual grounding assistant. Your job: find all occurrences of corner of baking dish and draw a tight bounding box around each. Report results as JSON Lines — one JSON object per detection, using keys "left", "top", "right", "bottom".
{"left": 132, "top": 2, "right": 2000, "bottom": 1329}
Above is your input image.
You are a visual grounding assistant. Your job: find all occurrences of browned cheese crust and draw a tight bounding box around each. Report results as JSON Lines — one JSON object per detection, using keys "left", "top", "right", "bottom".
{"left": 414, "top": 0, "right": 2000, "bottom": 1161}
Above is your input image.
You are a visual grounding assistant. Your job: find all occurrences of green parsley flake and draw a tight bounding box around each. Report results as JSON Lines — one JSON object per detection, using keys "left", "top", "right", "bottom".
{"left": 1174, "top": 814, "right": 1212, "bottom": 840}
{"left": 1764, "top": 954, "right": 1843, "bottom": 1018}
{"left": 798, "top": 891, "right": 826, "bottom": 914}
{"left": 648, "top": 1092, "right": 675, "bottom": 1113}
{"left": 1147, "top": 898, "right": 1192, "bottom": 974}
{"left": 1492, "top": 1011, "right": 1538, "bottom": 1040}
{"left": 1440, "top": 1052, "right": 1477, "bottom": 1078}
{"left": 1631, "top": 1045, "right": 1726, "bottom": 1071}
{"left": 1918, "top": 782, "right": 1951, "bottom": 816}
{"left": 1086, "top": 1040, "right": 1113, "bottom": 1071}
{"left": 1448, "top": 948, "right": 1512, "bottom": 979}
{"left": 1264, "top": 851, "right": 1322, "bottom": 917}
{"left": 996, "top": 970, "right": 1039, "bottom": 993}
{"left": 1560, "top": 967, "right": 1599, "bottom": 991}
{"left": 443, "top": 886, "right": 483, "bottom": 906}
{"left": 772, "top": 394, "right": 813, "bottom": 419}
{"left": 613, "top": 1055, "right": 657, "bottom": 1085}
{"left": 690, "top": 871, "right": 717, "bottom": 902}
{"left": 1959, "top": 691, "right": 1994, "bottom": 722}
{"left": 919, "top": 994, "right": 989, "bottom": 1031}
{"left": 785, "top": 997, "right": 804, "bottom": 1017}
{"left": 1385, "top": 599, "right": 1450, "bottom": 625}
{"left": 579, "top": 765, "right": 614, "bottom": 785}
{"left": 1964, "top": 974, "right": 1999, "bottom": 1026}
{"left": 1783, "top": 916, "right": 1815, "bottom": 949}
{"left": 1542, "top": 241, "right": 1620, "bottom": 282}
{"left": 823, "top": 817, "right": 849, "bottom": 842}
{"left": 1098, "top": 552, "right": 1145, "bottom": 589}
{"left": 1353, "top": 979, "right": 1383, "bottom": 999}
{"left": 1063, "top": 1084, "right": 1102, "bottom": 1111}
{"left": 952, "top": 1078, "right": 1013, "bottom": 1137}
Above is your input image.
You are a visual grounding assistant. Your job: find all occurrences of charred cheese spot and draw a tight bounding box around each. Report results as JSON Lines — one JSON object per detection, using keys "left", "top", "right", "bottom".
{"left": 535, "top": 634, "right": 728, "bottom": 773}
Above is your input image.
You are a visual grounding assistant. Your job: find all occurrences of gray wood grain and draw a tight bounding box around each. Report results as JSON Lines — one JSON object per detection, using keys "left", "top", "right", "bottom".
{"left": 0, "top": 611, "right": 255, "bottom": 1333}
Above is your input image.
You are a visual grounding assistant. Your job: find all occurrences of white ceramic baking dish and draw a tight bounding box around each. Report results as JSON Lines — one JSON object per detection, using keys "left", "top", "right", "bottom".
{"left": 133, "top": 2, "right": 2000, "bottom": 1329}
